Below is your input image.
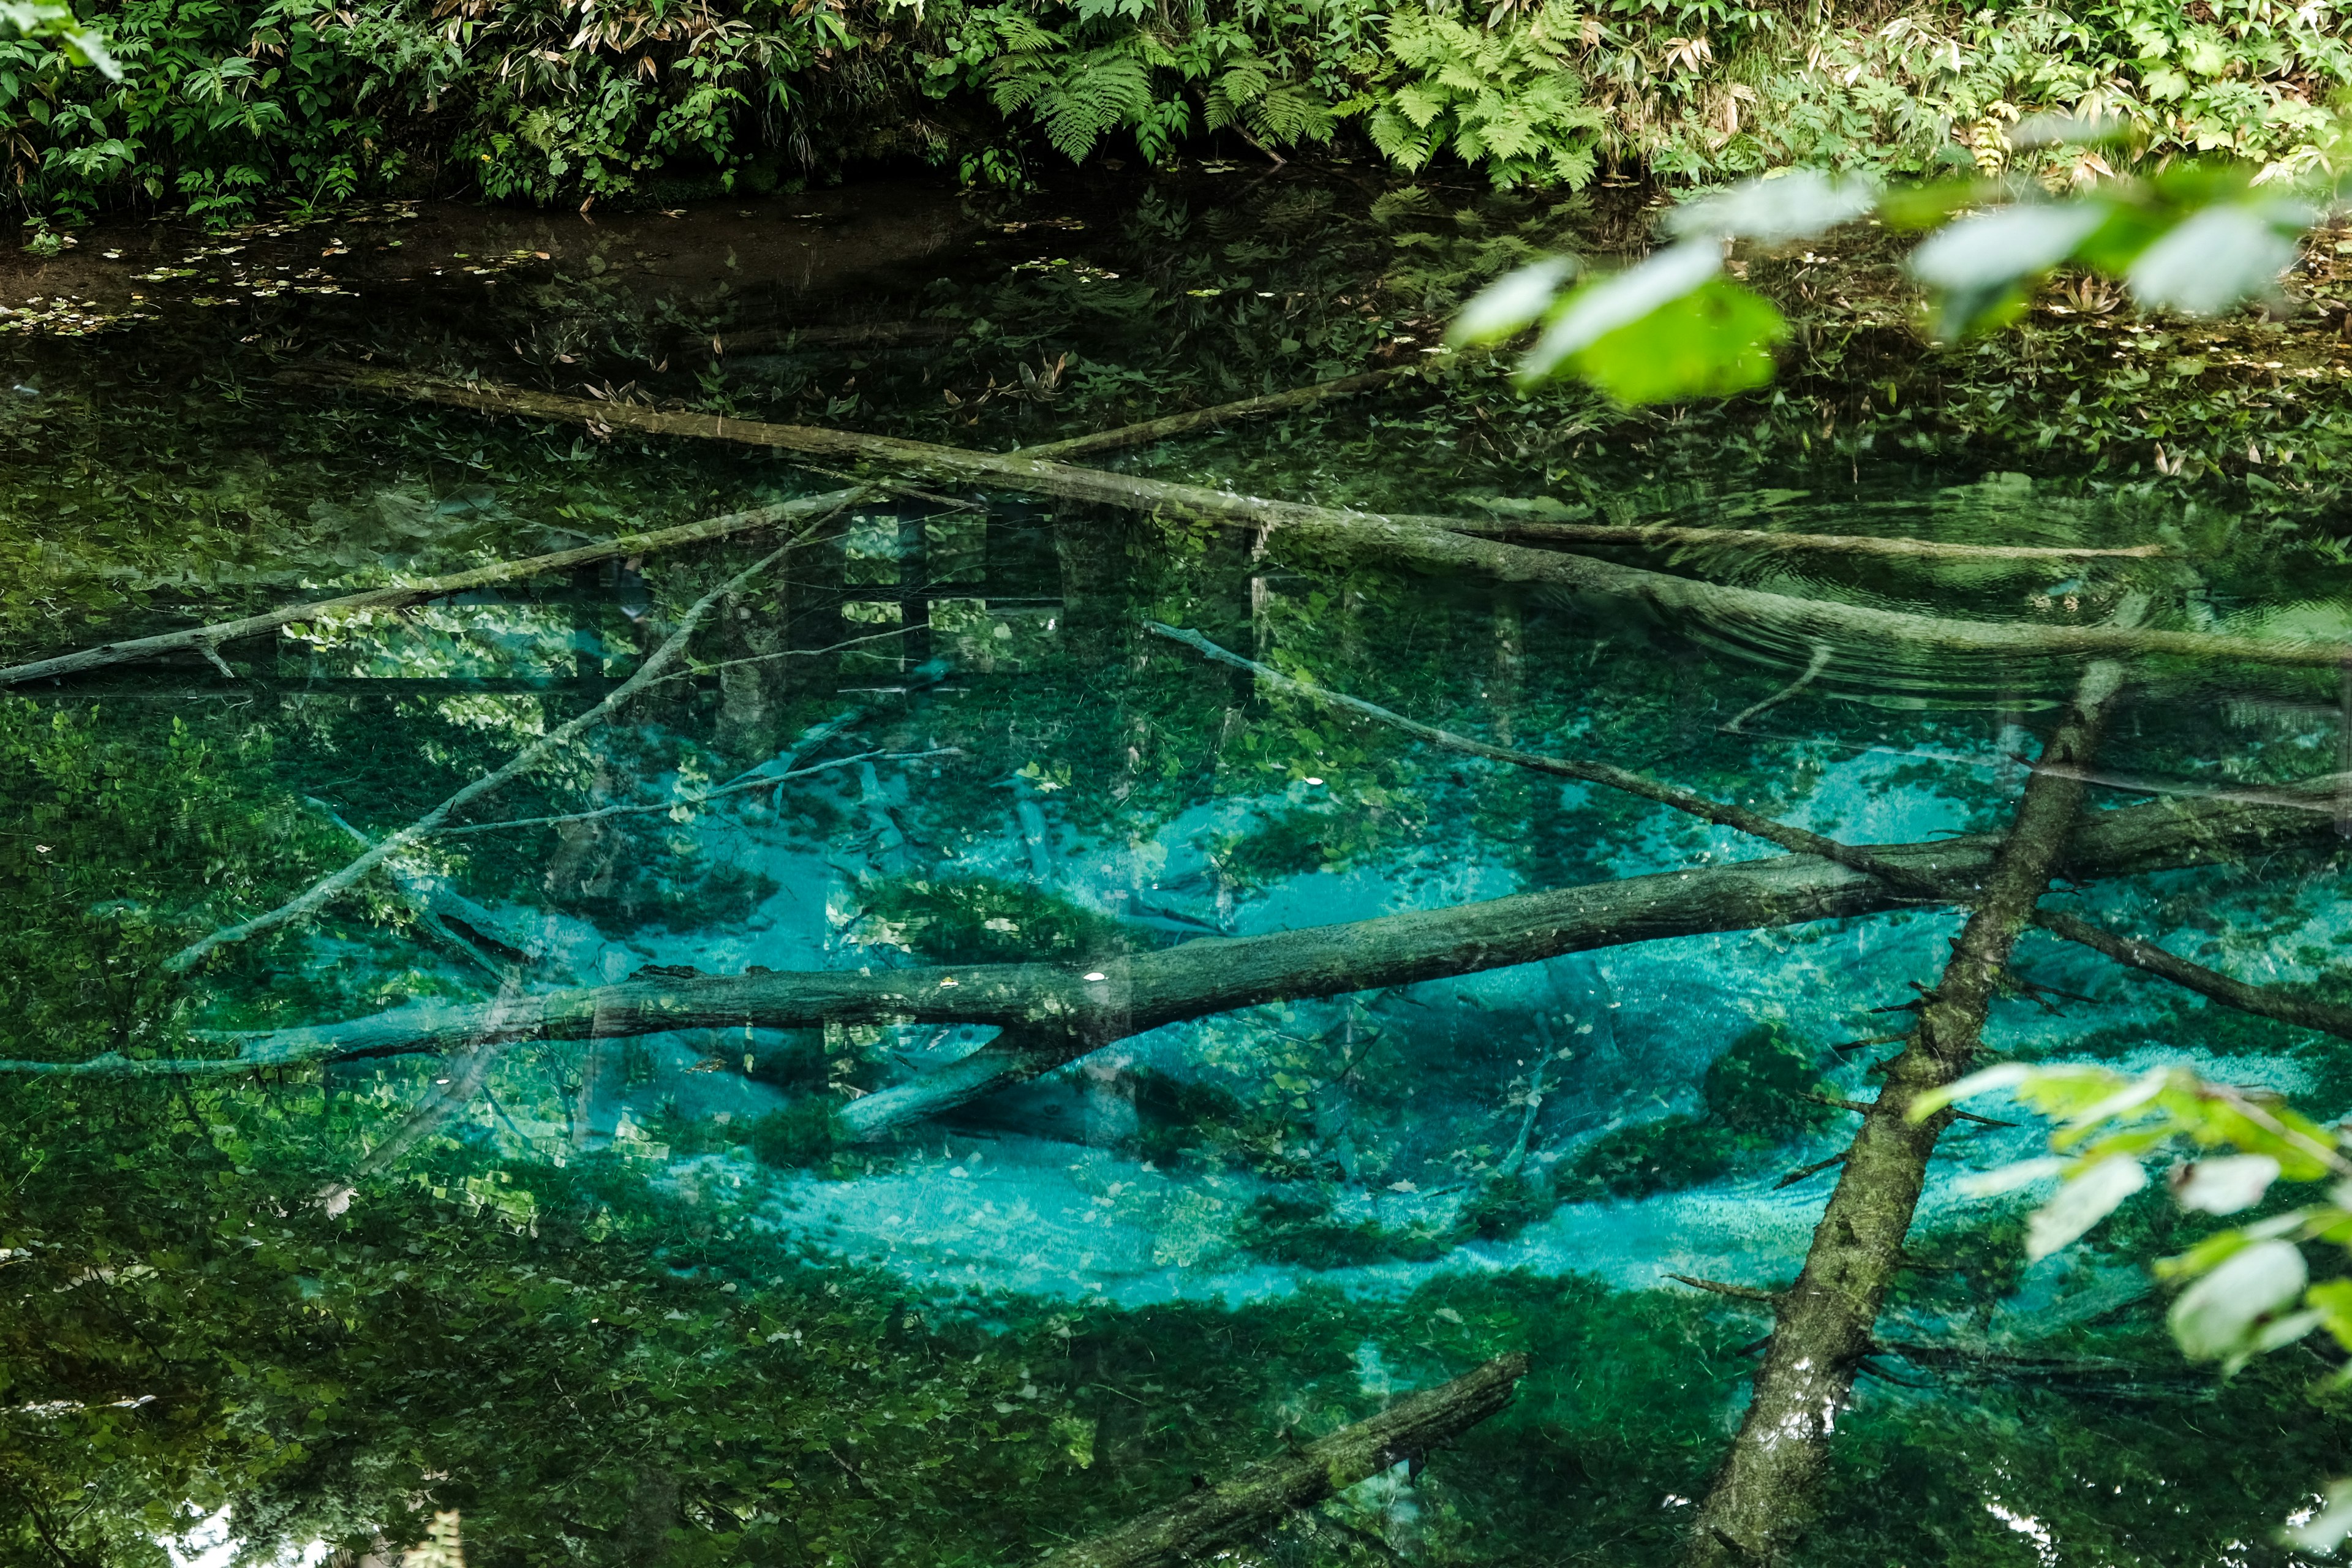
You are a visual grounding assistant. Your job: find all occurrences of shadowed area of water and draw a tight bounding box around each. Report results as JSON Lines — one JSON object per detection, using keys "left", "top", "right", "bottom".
{"left": 7, "top": 172, "right": 2352, "bottom": 1568}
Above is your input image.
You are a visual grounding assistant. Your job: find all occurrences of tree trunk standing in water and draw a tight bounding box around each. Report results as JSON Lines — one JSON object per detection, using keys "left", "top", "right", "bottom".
{"left": 1683, "top": 661, "right": 2125, "bottom": 1567}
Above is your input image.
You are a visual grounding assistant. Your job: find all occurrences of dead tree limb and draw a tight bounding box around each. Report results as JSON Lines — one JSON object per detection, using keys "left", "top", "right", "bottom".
{"left": 1022, "top": 369, "right": 1414, "bottom": 462}
{"left": 1443, "top": 517, "right": 2165, "bottom": 563}
{"left": 163, "top": 527, "right": 822, "bottom": 974}
{"left": 2030, "top": 908, "right": 2352, "bottom": 1044}
{"left": 20, "top": 770, "right": 2339, "bottom": 1088}
{"left": 434, "top": 748, "right": 957, "bottom": 836}
{"left": 1684, "top": 661, "right": 2124, "bottom": 1568}
{"left": 1668, "top": 1275, "right": 1784, "bottom": 1304}
{"left": 281, "top": 364, "right": 2352, "bottom": 671}
{"left": 1033, "top": 1354, "right": 1529, "bottom": 1568}
{"left": 0, "top": 487, "right": 865, "bottom": 687}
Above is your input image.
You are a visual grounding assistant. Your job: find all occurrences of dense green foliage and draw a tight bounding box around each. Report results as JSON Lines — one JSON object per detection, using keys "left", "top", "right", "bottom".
{"left": 10, "top": 0, "right": 2352, "bottom": 222}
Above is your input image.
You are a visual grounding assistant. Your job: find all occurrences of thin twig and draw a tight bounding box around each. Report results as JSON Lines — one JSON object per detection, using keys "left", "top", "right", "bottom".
{"left": 1145, "top": 622, "right": 1953, "bottom": 902}
{"left": 1667, "top": 1273, "right": 1784, "bottom": 1303}
{"left": 0, "top": 486, "right": 865, "bottom": 686}
{"left": 1724, "top": 645, "right": 1831, "bottom": 733}
{"left": 1802, "top": 1089, "right": 2012, "bottom": 1129}
{"left": 2031, "top": 907, "right": 2352, "bottom": 1047}
{"left": 1022, "top": 368, "right": 1412, "bottom": 462}
{"left": 434, "top": 747, "right": 960, "bottom": 835}
{"left": 1446, "top": 516, "right": 2168, "bottom": 564}
{"left": 1773, "top": 1150, "right": 1850, "bottom": 1189}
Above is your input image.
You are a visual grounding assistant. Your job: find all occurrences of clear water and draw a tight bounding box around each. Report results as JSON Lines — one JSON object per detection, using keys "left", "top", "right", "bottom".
{"left": 7, "top": 174, "right": 2352, "bottom": 1567}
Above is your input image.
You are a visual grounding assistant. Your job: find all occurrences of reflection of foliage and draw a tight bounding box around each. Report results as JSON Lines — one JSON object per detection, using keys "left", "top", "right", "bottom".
{"left": 1561, "top": 1025, "right": 1834, "bottom": 1202}
{"left": 556, "top": 848, "right": 779, "bottom": 937}
{"left": 0, "top": 698, "right": 364, "bottom": 1055}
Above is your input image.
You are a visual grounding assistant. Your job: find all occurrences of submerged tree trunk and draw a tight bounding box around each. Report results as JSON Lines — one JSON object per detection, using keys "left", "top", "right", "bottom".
{"left": 1036, "top": 1354, "right": 1529, "bottom": 1568}
{"left": 1683, "top": 662, "right": 2124, "bottom": 1568}
{"left": 21, "top": 763, "right": 2337, "bottom": 1086}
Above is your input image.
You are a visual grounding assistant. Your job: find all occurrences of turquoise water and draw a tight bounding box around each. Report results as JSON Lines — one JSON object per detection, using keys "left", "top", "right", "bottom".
{"left": 6, "top": 174, "right": 2352, "bottom": 1567}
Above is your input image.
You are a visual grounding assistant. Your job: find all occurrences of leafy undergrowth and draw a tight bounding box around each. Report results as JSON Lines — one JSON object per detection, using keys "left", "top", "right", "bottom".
{"left": 6, "top": 0, "right": 2351, "bottom": 225}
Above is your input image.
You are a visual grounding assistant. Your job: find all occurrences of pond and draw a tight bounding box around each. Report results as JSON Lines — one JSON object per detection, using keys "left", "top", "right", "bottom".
{"left": 7, "top": 170, "right": 2352, "bottom": 1568}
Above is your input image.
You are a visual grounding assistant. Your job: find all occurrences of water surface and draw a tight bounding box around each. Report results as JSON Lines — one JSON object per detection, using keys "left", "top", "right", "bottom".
{"left": 7, "top": 172, "right": 2352, "bottom": 1568}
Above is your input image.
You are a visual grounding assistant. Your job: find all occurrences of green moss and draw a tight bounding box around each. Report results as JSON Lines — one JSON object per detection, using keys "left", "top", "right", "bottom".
{"left": 859, "top": 873, "right": 1131, "bottom": 963}
{"left": 1234, "top": 1191, "right": 1454, "bottom": 1268}
{"left": 745, "top": 1099, "right": 850, "bottom": 1169}
{"left": 1561, "top": 1025, "right": 1836, "bottom": 1202}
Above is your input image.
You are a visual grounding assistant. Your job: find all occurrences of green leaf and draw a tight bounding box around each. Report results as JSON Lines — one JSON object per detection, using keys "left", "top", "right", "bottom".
{"left": 1553, "top": 277, "right": 1788, "bottom": 405}
{"left": 1519, "top": 240, "right": 1721, "bottom": 382}
{"left": 2171, "top": 1154, "right": 2281, "bottom": 1215}
{"left": 2026, "top": 1155, "right": 2146, "bottom": 1260}
{"left": 1909, "top": 200, "right": 2109, "bottom": 338}
{"left": 1666, "top": 169, "right": 1877, "bottom": 245}
{"left": 2128, "top": 204, "right": 2303, "bottom": 316}
{"left": 1450, "top": 257, "right": 1577, "bottom": 345}
{"left": 2169, "top": 1237, "right": 2307, "bottom": 1362}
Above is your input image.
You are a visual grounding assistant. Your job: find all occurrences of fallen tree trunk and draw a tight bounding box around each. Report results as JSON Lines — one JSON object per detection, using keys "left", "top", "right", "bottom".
{"left": 282, "top": 363, "right": 2352, "bottom": 671}
{"left": 1034, "top": 1353, "right": 1529, "bottom": 1568}
{"left": 0, "top": 487, "right": 864, "bottom": 687}
{"left": 1022, "top": 368, "right": 1414, "bottom": 462}
{"left": 164, "top": 524, "right": 824, "bottom": 973}
{"left": 1683, "top": 662, "right": 2124, "bottom": 1568}
{"left": 20, "top": 769, "right": 2339, "bottom": 1084}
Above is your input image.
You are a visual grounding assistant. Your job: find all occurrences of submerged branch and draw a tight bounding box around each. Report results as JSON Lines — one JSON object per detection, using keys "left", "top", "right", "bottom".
{"left": 287, "top": 364, "right": 2352, "bottom": 672}
{"left": 162, "top": 526, "right": 822, "bottom": 973}
{"left": 15, "top": 772, "right": 2339, "bottom": 1085}
{"left": 0, "top": 486, "right": 864, "bottom": 686}
{"left": 1022, "top": 368, "right": 1414, "bottom": 462}
{"left": 434, "top": 748, "right": 959, "bottom": 836}
{"left": 1034, "top": 1354, "right": 1529, "bottom": 1568}
{"left": 2031, "top": 908, "right": 2352, "bottom": 1044}
{"left": 1667, "top": 1275, "right": 1784, "bottom": 1304}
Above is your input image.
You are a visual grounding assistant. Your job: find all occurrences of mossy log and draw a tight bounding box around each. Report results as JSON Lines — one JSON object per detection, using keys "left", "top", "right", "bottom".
{"left": 1683, "top": 662, "right": 2124, "bottom": 1568}
{"left": 19, "top": 766, "right": 2340, "bottom": 1090}
{"left": 279, "top": 363, "right": 2350, "bottom": 669}
{"left": 1020, "top": 368, "right": 1415, "bottom": 461}
{"left": 0, "top": 486, "right": 864, "bottom": 687}
{"left": 1440, "top": 516, "right": 2163, "bottom": 563}
{"left": 1035, "top": 1354, "right": 1529, "bottom": 1568}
